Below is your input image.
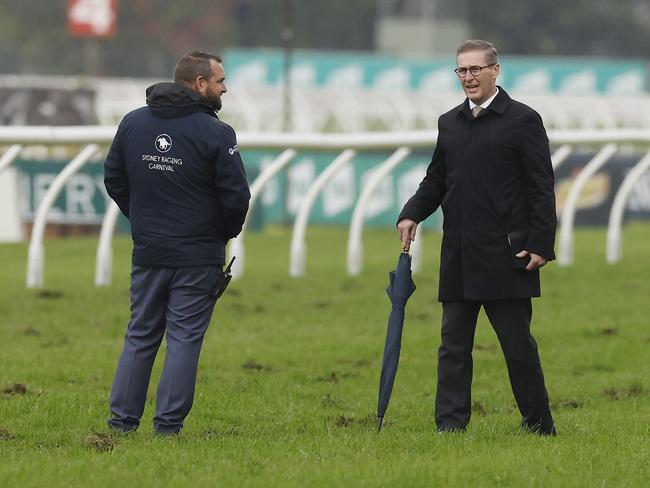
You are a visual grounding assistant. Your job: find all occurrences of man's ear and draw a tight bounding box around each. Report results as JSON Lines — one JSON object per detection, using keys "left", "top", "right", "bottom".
{"left": 191, "top": 76, "right": 205, "bottom": 93}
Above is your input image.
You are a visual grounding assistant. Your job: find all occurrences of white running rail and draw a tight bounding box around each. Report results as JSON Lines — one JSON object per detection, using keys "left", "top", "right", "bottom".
{"left": 289, "top": 149, "right": 356, "bottom": 277}
{"left": 1, "top": 126, "right": 650, "bottom": 287}
{"left": 228, "top": 148, "right": 297, "bottom": 279}
{"left": 347, "top": 147, "right": 411, "bottom": 275}
{"left": 557, "top": 143, "right": 618, "bottom": 266}
{"left": 0, "top": 144, "right": 23, "bottom": 176}
{"left": 26, "top": 144, "right": 99, "bottom": 288}
{"left": 606, "top": 150, "right": 650, "bottom": 263}
{"left": 95, "top": 201, "right": 121, "bottom": 286}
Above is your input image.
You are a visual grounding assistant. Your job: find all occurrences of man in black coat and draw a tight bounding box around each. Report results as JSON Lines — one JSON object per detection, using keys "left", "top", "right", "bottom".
{"left": 397, "top": 40, "right": 557, "bottom": 435}
{"left": 104, "top": 51, "right": 250, "bottom": 435}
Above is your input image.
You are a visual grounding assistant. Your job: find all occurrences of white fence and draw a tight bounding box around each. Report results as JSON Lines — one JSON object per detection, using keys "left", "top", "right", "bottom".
{"left": 4, "top": 75, "right": 650, "bottom": 132}
{"left": 1, "top": 126, "right": 650, "bottom": 288}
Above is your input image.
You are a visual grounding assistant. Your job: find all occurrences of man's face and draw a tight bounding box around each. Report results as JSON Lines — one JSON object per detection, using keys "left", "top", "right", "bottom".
{"left": 197, "top": 60, "right": 227, "bottom": 111}
{"left": 456, "top": 50, "right": 499, "bottom": 105}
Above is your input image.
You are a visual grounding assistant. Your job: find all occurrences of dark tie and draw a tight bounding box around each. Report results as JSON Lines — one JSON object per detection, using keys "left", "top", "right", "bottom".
{"left": 472, "top": 106, "right": 484, "bottom": 118}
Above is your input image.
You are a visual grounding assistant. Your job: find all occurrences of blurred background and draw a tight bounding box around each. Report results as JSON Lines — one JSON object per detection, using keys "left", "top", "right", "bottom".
{"left": 2, "top": 0, "right": 650, "bottom": 130}
{"left": 1, "top": 0, "right": 650, "bottom": 266}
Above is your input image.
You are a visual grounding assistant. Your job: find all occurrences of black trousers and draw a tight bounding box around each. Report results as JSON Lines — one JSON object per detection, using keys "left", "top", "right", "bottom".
{"left": 435, "top": 299, "right": 556, "bottom": 435}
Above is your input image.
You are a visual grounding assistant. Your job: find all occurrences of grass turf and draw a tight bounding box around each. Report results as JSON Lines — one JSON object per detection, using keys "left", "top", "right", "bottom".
{"left": 1, "top": 224, "right": 649, "bottom": 487}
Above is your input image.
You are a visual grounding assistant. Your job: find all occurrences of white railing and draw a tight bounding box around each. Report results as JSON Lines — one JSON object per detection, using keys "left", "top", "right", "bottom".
{"left": 1, "top": 127, "right": 650, "bottom": 288}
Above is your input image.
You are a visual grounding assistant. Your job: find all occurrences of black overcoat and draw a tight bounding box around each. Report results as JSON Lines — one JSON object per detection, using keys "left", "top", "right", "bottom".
{"left": 398, "top": 88, "right": 557, "bottom": 301}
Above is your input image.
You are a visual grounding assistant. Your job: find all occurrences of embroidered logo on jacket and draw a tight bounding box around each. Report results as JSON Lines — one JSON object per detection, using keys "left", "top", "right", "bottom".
{"left": 155, "top": 134, "right": 172, "bottom": 153}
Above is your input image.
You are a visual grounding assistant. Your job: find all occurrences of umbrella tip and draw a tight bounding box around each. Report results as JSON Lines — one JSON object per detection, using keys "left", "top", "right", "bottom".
{"left": 377, "top": 416, "right": 383, "bottom": 432}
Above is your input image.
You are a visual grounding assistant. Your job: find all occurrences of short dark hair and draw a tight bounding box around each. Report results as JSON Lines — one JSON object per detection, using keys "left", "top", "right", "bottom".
{"left": 174, "top": 51, "right": 223, "bottom": 88}
{"left": 456, "top": 40, "right": 498, "bottom": 65}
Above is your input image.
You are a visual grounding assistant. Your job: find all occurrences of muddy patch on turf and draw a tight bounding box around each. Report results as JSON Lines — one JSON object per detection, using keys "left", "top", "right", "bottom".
{"left": 550, "top": 398, "right": 583, "bottom": 409}
{"left": 0, "top": 426, "right": 16, "bottom": 441}
{"left": 604, "top": 384, "right": 644, "bottom": 400}
{"left": 314, "top": 371, "right": 357, "bottom": 383}
{"left": 472, "top": 401, "right": 510, "bottom": 415}
{"left": 335, "top": 414, "right": 386, "bottom": 429}
{"left": 2, "top": 383, "right": 28, "bottom": 395}
{"left": 597, "top": 327, "right": 618, "bottom": 336}
{"left": 241, "top": 359, "right": 271, "bottom": 371}
{"left": 83, "top": 432, "right": 116, "bottom": 452}
{"left": 36, "top": 289, "right": 64, "bottom": 299}
{"left": 335, "top": 416, "right": 354, "bottom": 428}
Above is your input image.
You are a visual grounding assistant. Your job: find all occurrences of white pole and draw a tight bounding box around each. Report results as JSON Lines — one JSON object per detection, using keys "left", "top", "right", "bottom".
{"left": 551, "top": 144, "right": 572, "bottom": 170}
{"left": 289, "top": 149, "right": 356, "bottom": 277}
{"left": 26, "top": 144, "right": 99, "bottom": 288}
{"left": 95, "top": 201, "right": 121, "bottom": 286}
{"left": 0, "top": 144, "right": 23, "bottom": 175}
{"left": 227, "top": 148, "right": 297, "bottom": 279}
{"left": 347, "top": 147, "right": 411, "bottom": 275}
{"left": 557, "top": 143, "right": 617, "bottom": 266}
{"left": 606, "top": 150, "right": 650, "bottom": 263}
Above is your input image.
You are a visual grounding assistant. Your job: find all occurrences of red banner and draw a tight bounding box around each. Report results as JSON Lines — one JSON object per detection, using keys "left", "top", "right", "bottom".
{"left": 67, "top": 0, "right": 118, "bottom": 38}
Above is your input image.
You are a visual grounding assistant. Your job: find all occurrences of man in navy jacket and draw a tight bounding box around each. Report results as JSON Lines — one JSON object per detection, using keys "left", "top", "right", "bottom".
{"left": 105, "top": 51, "right": 250, "bottom": 435}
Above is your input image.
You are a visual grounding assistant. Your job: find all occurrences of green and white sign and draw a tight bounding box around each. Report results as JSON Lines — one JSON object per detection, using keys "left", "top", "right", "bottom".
{"left": 224, "top": 48, "right": 648, "bottom": 95}
{"left": 14, "top": 153, "right": 442, "bottom": 230}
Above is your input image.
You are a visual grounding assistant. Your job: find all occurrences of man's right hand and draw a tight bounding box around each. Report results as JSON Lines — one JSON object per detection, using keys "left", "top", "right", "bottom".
{"left": 397, "top": 219, "right": 418, "bottom": 252}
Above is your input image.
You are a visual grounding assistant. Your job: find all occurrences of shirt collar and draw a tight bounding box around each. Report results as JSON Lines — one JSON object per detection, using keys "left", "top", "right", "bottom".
{"left": 468, "top": 87, "right": 500, "bottom": 111}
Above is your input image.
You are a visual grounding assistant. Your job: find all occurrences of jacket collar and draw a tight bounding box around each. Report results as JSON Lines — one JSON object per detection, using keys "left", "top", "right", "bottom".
{"left": 457, "top": 86, "right": 510, "bottom": 119}
{"left": 145, "top": 82, "right": 218, "bottom": 118}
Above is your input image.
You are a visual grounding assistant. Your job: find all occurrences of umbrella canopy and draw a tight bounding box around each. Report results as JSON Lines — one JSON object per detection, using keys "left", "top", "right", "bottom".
{"left": 377, "top": 251, "right": 416, "bottom": 431}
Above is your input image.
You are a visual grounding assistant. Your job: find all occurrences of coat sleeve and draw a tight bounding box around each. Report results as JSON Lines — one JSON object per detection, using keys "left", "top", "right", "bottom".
{"left": 214, "top": 125, "right": 251, "bottom": 240}
{"left": 397, "top": 127, "right": 447, "bottom": 224}
{"left": 519, "top": 111, "right": 557, "bottom": 260}
{"left": 104, "top": 122, "right": 130, "bottom": 218}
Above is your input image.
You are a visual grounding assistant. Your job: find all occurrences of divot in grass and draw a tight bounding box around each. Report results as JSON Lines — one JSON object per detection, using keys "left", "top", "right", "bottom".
{"left": 83, "top": 432, "right": 116, "bottom": 452}
{"left": 35, "top": 289, "right": 64, "bottom": 299}
{"left": 3, "top": 383, "right": 28, "bottom": 395}
{"left": 604, "top": 384, "right": 644, "bottom": 400}
{"left": 241, "top": 359, "right": 271, "bottom": 371}
{"left": 0, "top": 426, "right": 16, "bottom": 440}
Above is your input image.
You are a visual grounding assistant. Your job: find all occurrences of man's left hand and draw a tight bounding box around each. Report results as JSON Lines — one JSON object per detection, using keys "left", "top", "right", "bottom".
{"left": 516, "top": 250, "right": 547, "bottom": 271}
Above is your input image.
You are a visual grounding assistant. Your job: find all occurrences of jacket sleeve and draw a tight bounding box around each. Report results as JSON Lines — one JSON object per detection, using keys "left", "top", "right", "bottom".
{"left": 214, "top": 125, "right": 251, "bottom": 240}
{"left": 104, "top": 121, "right": 130, "bottom": 218}
{"left": 519, "top": 111, "right": 557, "bottom": 260}
{"left": 397, "top": 127, "right": 447, "bottom": 224}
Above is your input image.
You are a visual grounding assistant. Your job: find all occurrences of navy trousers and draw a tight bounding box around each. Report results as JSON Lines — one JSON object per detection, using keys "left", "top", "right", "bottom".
{"left": 108, "top": 265, "right": 221, "bottom": 434}
{"left": 435, "top": 299, "right": 556, "bottom": 435}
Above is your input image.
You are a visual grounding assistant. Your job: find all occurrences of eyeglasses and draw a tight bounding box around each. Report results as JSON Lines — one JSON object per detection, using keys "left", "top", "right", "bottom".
{"left": 454, "top": 64, "right": 496, "bottom": 77}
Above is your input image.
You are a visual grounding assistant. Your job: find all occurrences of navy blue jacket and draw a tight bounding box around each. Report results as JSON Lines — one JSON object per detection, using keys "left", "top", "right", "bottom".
{"left": 104, "top": 82, "right": 250, "bottom": 267}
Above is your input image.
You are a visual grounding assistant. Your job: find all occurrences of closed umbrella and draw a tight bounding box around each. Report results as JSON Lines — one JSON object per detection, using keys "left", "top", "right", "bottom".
{"left": 377, "top": 251, "right": 416, "bottom": 431}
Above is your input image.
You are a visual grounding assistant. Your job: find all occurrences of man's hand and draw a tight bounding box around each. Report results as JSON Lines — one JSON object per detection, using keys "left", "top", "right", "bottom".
{"left": 397, "top": 219, "right": 418, "bottom": 252}
{"left": 516, "top": 250, "right": 547, "bottom": 271}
